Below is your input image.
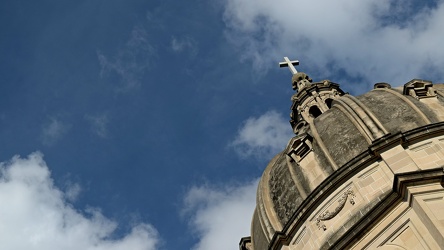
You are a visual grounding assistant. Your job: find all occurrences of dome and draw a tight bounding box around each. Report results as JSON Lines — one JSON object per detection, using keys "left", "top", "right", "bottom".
{"left": 245, "top": 77, "right": 444, "bottom": 250}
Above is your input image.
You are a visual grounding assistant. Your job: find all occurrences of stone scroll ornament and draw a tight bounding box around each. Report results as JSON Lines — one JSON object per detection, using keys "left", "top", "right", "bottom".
{"left": 316, "top": 190, "right": 356, "bottom": 231}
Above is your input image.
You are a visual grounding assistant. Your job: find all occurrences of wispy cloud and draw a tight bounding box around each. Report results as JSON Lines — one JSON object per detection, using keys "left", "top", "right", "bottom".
{"left": 64, "top": 182, "right": 81, "bottom": 202}
{"left": 0, "top": 152, "right": 160, "bottom": 250}
{"left": 183, "top": 179, "right": 258, "bottom": 250}
{"left": 231, "top": 110, "right": 293, "bottom": 160}
{"left": 224, "top": 0, "right": 444, "bottom": 87}
{"left": 171, "top": 36, "right": 198, "bottom": 57}
{"left": 41, "top": 118, "right": 70, "bottom": 146}
{"left": 85, "top": 114, "right": 109, "bottom": 138}
{"left": 98, "top": 26, "right": 155, "bottom": 92}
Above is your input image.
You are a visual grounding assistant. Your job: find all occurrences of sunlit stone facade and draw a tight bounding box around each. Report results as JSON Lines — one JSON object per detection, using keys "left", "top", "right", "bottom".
{"left": 240, "top": 73, "right": 444, "bottom": 249}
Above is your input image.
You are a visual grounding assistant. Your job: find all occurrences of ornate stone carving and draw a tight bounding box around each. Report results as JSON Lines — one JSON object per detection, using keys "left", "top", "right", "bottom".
{"left": 403, "top": 79, "right": 436, "bottom": 99}
{"left": 292, "top": 72, "right": 313, "bottom": 91}
{"left": 316, "top": 189, "right": 356, "bottom": 231}
{"left": 286, "top": 133, "right": 313, "bottom": 163}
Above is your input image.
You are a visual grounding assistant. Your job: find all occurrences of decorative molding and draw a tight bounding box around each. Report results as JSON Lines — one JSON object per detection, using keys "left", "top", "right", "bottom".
{"left": 409, "top": 141, "right": 432, "bottom": 152}
{"left": 403, "top": 79, "right": 436, "bottom": 100}
{"left": 358, "top": 165, "right": 378, "bottom": 180}
{"left": 286, "top": 133, "right": 313, "bottom": 163}
{"left": 268, "top": 123, "right": 444, "bottom": 249}
{"left": 316, "top": 190, "right": 356, "bottom": 231}
{"left": 291, "top": 226, "right": 306, "bottom": 245}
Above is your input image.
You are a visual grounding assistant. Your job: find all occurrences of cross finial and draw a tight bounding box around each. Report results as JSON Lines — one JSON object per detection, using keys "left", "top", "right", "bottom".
{"left": 279, "top": 57, "right": 299, "bottom": 75}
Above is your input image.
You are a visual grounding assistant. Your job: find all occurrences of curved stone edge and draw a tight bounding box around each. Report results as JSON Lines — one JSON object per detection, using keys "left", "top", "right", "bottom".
{"left": 268, "top": 121, "right": 444, "bottom": 249}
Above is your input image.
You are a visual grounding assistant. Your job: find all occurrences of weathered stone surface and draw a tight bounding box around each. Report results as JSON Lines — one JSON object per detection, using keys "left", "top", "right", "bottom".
{"left": 357, "top": 90, "right": 424, "bottom": 133}
{"left": 268, "top": 153, "right": 303, "bottom": 226}
{"left": 314, "top": 107, "right": 369, "bottom": 167}
{"left": 408, "top": 95, "right": 440, "bottom": 122}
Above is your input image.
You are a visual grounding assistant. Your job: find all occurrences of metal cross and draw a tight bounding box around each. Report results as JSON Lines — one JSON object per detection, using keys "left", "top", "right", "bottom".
{"left": 279, "top": 57, "right": 299, "bottom": 75}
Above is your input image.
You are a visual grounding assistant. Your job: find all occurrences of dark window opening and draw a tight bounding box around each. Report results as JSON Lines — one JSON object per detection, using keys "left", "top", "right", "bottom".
{"left": 309, "top": 105, "right": 322, "bottom": 118}
{"left": 414, "top": 82, "right": 425, "bottom": 88}
{"left": 296, "top": 123, "right": 304, "bottom": 131}
{"left": 325, "top": 98, "right": 333, "bottom": 109}
{"left": 294, "top": 143, "right": 310, "bottom": 161}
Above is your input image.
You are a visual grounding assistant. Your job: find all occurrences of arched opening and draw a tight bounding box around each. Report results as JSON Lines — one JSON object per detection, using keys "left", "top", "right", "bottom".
{"left": 295, "top": 122, "right": 305, "bottom": 132}
{"left": 325, "top": 98, "right": 333, "bottom": 109}
{"left": 309, "top": 105, "right": 322, "bottom": 118}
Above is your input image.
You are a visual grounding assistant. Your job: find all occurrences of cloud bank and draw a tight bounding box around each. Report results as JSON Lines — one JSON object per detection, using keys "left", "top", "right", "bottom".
{"left": 224, "top": 0, "right": 444, "bottom": 88}
{"left": 183, "top": 179, "right": 258, "bottom": 250}
{"left": 231, "top": 110, "right": 293, "bottom": 159}
{"left": 0, "top": 153, "right": 159, "bottom": 250}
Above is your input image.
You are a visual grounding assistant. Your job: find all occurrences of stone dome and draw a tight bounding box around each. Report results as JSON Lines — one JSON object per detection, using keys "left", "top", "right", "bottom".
{"left": 246, "top": 77, "right": 444, "bottom": 250}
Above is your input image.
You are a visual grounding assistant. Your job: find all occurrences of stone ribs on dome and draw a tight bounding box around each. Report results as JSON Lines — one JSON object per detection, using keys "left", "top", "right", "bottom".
{"left": 240, "top": 59, "right": 444, "bottom": 250}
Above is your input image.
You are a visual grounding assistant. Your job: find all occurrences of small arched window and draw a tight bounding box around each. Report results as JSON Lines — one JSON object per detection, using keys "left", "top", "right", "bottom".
{"left": 295, "top": 121, "right": 306, "bottom": 133}
{"left": 325, "top": 98, "right": 333, "bottom": 109}
{"left": 309, "top": 105, "right": 322, "bottom": 118}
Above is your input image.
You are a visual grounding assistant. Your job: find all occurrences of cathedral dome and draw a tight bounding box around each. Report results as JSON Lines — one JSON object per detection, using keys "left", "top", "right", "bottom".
{"left": 246, "top": 77, "right": 444, "bottom": 250}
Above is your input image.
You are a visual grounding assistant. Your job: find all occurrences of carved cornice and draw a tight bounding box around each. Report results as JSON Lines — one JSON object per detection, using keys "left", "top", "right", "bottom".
{"left": 268, "top": 121, "right": 444, "bottom": 250}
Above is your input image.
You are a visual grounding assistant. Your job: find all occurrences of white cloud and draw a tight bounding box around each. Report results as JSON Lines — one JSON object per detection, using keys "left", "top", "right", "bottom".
{"left": 0, "top": 152, "right": 159, "bottom": 250}
{"left": 41, "top": 118, "right": 70, "bottom": 145}
{"left": 231, "top": 110, "right": 293, "bottom": 159}
{"left": 223, "top": 0, "right": 444, "bottom": 88}
{"left": 183, "top": 179, "right": 258, "bottom": 250}
{"left": 98, "top": 26, "right": 155, "bottom": 91}
{"left": 85, "top": 114, "right": 109, "bottom": 138}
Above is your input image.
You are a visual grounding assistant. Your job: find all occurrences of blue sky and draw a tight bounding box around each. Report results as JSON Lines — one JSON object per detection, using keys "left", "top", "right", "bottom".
{"left": 1, "top": 0, "right": 444, "bottom": 249}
